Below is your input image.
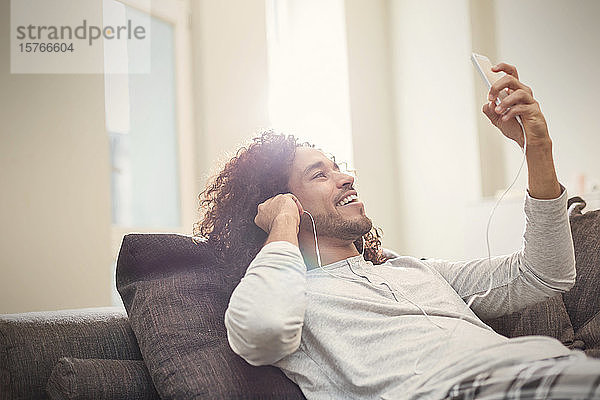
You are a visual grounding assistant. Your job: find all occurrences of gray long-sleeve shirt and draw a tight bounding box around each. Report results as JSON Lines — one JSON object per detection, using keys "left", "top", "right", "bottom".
{"left": 224, "top": 188, "right": 578, "bottom": 400}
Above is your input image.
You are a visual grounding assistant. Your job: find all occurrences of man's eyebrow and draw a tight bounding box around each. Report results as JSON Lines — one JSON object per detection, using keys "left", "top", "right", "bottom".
{"left": 303, "top": 160, "right": 340, "bottom": 176}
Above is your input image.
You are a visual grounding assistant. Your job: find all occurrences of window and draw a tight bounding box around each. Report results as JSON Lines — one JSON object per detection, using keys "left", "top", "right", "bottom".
{"left": 103, "top": 0, "right": 194, "bottom": 305}
{"left": 105, "top": 1, "right": 180, "bottom": 228}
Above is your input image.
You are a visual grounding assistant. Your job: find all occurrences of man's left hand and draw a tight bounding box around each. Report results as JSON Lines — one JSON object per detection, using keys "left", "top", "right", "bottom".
{"left": 482, "top": 63, "right": 551, "bottom": 148}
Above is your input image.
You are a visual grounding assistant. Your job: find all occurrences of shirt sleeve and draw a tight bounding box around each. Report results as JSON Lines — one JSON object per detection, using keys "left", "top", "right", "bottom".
{"left": 422, "top": 185, "right": 576, "bottom": 320}
{"left": 224, "top": 241, "right": 307, "bottom": 366}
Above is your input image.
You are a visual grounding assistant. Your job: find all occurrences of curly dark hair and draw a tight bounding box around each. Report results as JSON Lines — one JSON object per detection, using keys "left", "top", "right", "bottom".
{"left": 193, "top": 131, "right": 387, "bottom": 269}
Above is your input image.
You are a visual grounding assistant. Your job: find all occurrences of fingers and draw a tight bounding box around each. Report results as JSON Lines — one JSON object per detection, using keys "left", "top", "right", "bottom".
{"left": 283, "top": 193, "right": 304, "bottom": 217}
{"left": 488, "top": 74, "right": 532, "bottom": 104}
{"left": 492, "top": 62, "right": 519, "bottom": 79}
{"left": 484, "top": 93, "right": 537, "bottom": 124}
{"left": 256, "top": 193, "right": 303, "bottom": 221}
{"left": 498, "top": 103, "right": 532, "bottom": 122}
{"left": 482, "top": 101, "right": 502, "bottom": 126}
{"left": 494, "top": 88, "right": 535, "bottom": 115}
{"left": 289, "top": 194, "right": 304, "bottom": 216}
{"left": 254, "top": 193, "right": 303, "bottom": 233}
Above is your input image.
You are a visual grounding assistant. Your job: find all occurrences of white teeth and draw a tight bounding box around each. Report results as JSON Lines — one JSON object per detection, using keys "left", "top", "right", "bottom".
{"left": 336, "top": 194, "right": 358, "bottom": 207}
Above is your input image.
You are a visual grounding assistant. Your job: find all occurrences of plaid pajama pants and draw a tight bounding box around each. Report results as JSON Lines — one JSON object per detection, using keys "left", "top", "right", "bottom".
{"left": 445, "top": 354, "right": 600, "bottom": 400}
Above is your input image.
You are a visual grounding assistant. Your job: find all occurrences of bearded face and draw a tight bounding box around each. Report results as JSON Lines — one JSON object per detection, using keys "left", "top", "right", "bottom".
{"left": 302, "top": 208, "right": 372, "bottom": 242}
{"left": 288, "top": 147, "right": 372, "bottom": 243}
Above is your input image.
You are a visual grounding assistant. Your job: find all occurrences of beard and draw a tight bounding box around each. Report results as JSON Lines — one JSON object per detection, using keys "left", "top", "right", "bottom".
{"left": 304, "top": 210, "right": 373, "bottom": 241}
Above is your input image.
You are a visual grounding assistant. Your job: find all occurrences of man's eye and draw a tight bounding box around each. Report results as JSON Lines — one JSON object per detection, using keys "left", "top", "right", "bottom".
{"left": 313, "top": 172, "right": 326, "bottom": 179}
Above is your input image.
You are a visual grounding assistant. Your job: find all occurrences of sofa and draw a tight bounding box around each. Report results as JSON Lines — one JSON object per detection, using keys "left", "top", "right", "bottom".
{"left": 1, "top": 196, "right": 599, "bottom": 399}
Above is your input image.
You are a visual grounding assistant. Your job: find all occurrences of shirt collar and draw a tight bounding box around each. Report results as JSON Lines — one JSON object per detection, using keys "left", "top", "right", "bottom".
{"left": 307, "top": 253, "right": 367, "bottom": 272}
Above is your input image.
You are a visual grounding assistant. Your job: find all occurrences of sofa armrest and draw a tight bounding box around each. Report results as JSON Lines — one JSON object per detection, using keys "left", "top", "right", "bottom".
{"left": 1, "top": 306, "right": 141, "bottom": 400}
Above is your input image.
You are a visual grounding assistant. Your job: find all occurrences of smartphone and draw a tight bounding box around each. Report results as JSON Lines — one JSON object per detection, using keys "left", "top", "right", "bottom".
{"left": 471, "top": 53, "right": 507, "bottom": 106}
{"left": 471, "top": 52, "right": 522, "bottom": 125}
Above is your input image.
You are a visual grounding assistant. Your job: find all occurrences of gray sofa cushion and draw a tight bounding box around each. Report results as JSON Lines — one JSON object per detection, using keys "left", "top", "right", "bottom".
{"left": 484, "top": 295, "right": 574, "bottom": 346}
{"left": 0, "top": 307, "right": 140, "bottom": 400}
{"left": 574, "top": 313, "right": 600, "bottom": 358}
{"left": 46, "top": 358, "right": 158, "bottom": 400}
{"left": 116, "top": 233, "right": 305, "bottom": 399}
{"left": 563, "top": 197, "right": 600, "bottom": 356}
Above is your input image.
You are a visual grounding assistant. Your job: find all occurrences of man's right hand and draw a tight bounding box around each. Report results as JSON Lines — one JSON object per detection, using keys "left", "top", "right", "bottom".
{"left": 254, "top": 193, "right": 304, "bottom": 234}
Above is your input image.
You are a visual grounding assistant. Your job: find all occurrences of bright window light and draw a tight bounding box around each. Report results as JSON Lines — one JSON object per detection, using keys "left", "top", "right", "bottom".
{"left": 104, "top": 2, "right": 180, "bottom": 228}
{"left": 265, "top": 0, "right": 354, "bottom": 166}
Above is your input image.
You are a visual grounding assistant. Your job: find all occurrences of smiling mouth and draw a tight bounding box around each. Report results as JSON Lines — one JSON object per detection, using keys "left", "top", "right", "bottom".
{"left": 335, "top": 194, "right": 359, "bottom": 207}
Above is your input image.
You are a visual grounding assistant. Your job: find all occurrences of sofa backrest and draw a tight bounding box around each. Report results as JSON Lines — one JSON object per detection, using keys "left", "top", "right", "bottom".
{"left": 0, "top": 307, "right": 140, "bottom": 400}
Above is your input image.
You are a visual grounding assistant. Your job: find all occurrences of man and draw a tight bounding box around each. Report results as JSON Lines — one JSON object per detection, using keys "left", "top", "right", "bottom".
{"left": 196, "top": 63, "right": 600, "bottom": 399}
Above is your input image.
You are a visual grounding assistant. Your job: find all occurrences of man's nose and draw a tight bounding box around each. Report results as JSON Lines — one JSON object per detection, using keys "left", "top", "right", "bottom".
{"left": 336, "top": 171, "right": 355, "bottom": 188}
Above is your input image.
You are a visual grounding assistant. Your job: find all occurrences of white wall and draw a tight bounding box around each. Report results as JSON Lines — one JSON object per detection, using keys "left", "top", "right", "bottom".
{"left": 493, "top": 0, "right": 600, "bottom": 196}
{"left": 469, "top": 0, "right": 508, "bottom": 197}
{"left": 388, "top": 0, "right": 482, "bottom": 259}
{"left": 382, "top": 0, "right": 599, "bottom": 261}
{"left": 191, "top": 0, "right": 270, "bottom": 190}
{"left": 344, "top": 0, "right": 403, "bottom": 251}
{"left": 460, "top": 0, "right": 600, "bottom": 260}
{"left": 0, "top": 0, "right": 113, "bottom": 313}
